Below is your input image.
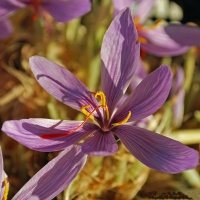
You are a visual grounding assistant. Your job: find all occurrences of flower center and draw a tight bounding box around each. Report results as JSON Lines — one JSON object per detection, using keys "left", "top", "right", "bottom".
{"left": 31, "top": 0, "right": 42, "bottom": 21}
{"left": 41, "top": 91, "right": 131, "bottom": 139}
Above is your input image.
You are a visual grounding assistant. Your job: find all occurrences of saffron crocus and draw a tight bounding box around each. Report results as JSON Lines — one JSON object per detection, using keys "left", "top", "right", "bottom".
{"left": 112, "top": 0, "right": 200, "bottom": 56}
{"left": 2, "top": 9, "right": 199, "bottom": 196}
{"left": 0, "top": 0, "right": 91, "bottom": 22}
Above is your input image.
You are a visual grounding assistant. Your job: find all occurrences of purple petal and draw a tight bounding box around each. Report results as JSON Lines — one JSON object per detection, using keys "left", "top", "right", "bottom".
{"left": 170, "top": 67, "right": 184, "bottom": 97}
{"left": 164, "top": 24, "right": 200, "bottom": 46}
{"left": 0, "top": 19, "right": 12, "bottom": 39}
{"left": 81, "top": 130, "right": 118, "bottom": 156}
{"left": 173, "top": 89, "right": 185, "bottom": 128}
{"left": 29, "top": 56, "right": 99, "bottom": 112}
{"left": 114, "top": 65, "right": 172, "bottom": 122}
{"left": 12, "top": 145, "right": 87, "bottom": 200}
{"left": 114, "top": 125, "right": 199, "bottom": 173}
{"left": 0, "top": 0, "right": 25, "bottom": 17}
{"left": 101, "top": 8, "right": 140, "bottom": 113}
{"left": 134, "top": 58, "right": 147, "bottom": 79}
{"left": 130, "top": 58, "right": 147, "bottom": 90}
{"left": 139, "top": 26, "right": 189, "bottom": 56}
{"left": 42, "top": 0, "right": 91, "bottom": 22}
{"left": 2, "top": 119, "right": 98, "bottom": 152}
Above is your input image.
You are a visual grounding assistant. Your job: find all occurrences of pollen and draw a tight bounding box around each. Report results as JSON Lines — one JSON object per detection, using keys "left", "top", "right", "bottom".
{"left": 112, "top": 111, "right": 132, "bottom": 127}
{"left": 2, "top": 178, "right": 9, "bottom": 200}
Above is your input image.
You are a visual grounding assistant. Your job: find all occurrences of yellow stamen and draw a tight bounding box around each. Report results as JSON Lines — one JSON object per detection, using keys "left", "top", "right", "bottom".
{"left": 2, "top": 178, "right": 9, "bottom": 200}
{"left": 81, "top": 105, "right": 94, "bottom": 121}
{"left": 138, "top": 36, "right": 147, "bottom": 44}
{"left": 112, "top": 111, "right": 132, "bottom": 127}
{"left": 95, "top": 91, "right": 106, "bottom": 106}
{"left": 104, "top": 105, "right": 110, "bottom": 120}
{"left": 134, "top": 16, "right": 141, "bottom": 25}
{"left": 149, "top": 19, "right": 164, "bottom": 30}
{"left": 94, "top": 91, "right": 109, "bottom": 119}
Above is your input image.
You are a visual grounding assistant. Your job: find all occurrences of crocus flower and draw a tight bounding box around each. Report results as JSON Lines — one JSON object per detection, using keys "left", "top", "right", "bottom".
{"left": 0, "top": 0, "right": 91, "bottom": 22}
{"left": 0, "top": 148, "right": 9, "bottom": 200}
{"left": 1, "top": 9, "right": 199, "bottom": 198}
{"left": 112, "top": 0, "right": 200, "bottom": 56}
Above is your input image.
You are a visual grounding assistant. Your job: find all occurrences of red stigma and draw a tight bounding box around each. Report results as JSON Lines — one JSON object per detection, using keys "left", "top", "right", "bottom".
{"left": 41, "top": 105, "right": 103, "bottom": 139}
{"left": 31, "top": 0, "right": 42, "bottom": 21}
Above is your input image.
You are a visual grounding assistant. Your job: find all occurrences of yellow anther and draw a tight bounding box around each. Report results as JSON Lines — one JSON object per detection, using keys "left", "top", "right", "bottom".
{"left": 95, "top": 91, "right": 106, "bottom": 106}
{"left": 2, "top": 178, "right": 9, "bottom": 200}
{"left": 81, "top": 105, "right": 94, "bottom": 121}
{"left": 94, "top": 91, "right": 110, "bottom": 120}
{"left": 138, "top": 36, "right": 147, "bottom": 44}
{"left": 134, "top": 16, "right": 141, "bottom": 25}
{"left": 149, "top": 19, "right": 164, "bottom": 30}
{"left": 112, "top": 111, "right": 132, "bottom": 127}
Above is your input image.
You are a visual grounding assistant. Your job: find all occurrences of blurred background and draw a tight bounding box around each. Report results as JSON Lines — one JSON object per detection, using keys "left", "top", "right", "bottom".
{"left": 0, "top": 0, "right": 200, "bottom": 199}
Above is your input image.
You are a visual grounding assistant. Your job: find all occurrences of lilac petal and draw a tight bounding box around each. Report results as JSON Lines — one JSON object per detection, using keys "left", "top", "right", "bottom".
{"left": 170, "top": 67, "right": 184, "bottom": 97}
{"left": 0, "top": 19, "right": 12, "bottom": 39}
{"left": 139, "top": 26, "right": 189, "bottom": 56}
{"left": 0, "top": 0, "right": 25, "bottom": 17}
{"left": 29, "top": 56, "right": 98, "bottom": 112}
{"left": 101, "top": 8, "right": 140, "bottom": 113}
{"left": 135, "top": 58, "right": 147, "bottom": 79}
{"left": 2, "top": 119, "right": 98, "bottom": 152}
{"left": 114, "top": 125, "right": 199, "bottom": 173}
{"left": 114, "top": 65, "right": 172, "bottom": 122}
{"left": 133, "top": 0, "right": 156, "bottom": 24}
{"left": 164, "top": 24, "right": 200, "bottom": 46}
{"left": 130, "top": 58, "right": 147, "bottom": 91}
{"left": 12, "top": 145, "right": 87, "bottom": 200}
{"left": 173, "top": 89, "right": 185, "bottom": 128}
{"left": 42, "top": 0, "right": 91, "bottom": 22}
{"left": 81, "top": 130, "right": 118, "bottom": 156}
